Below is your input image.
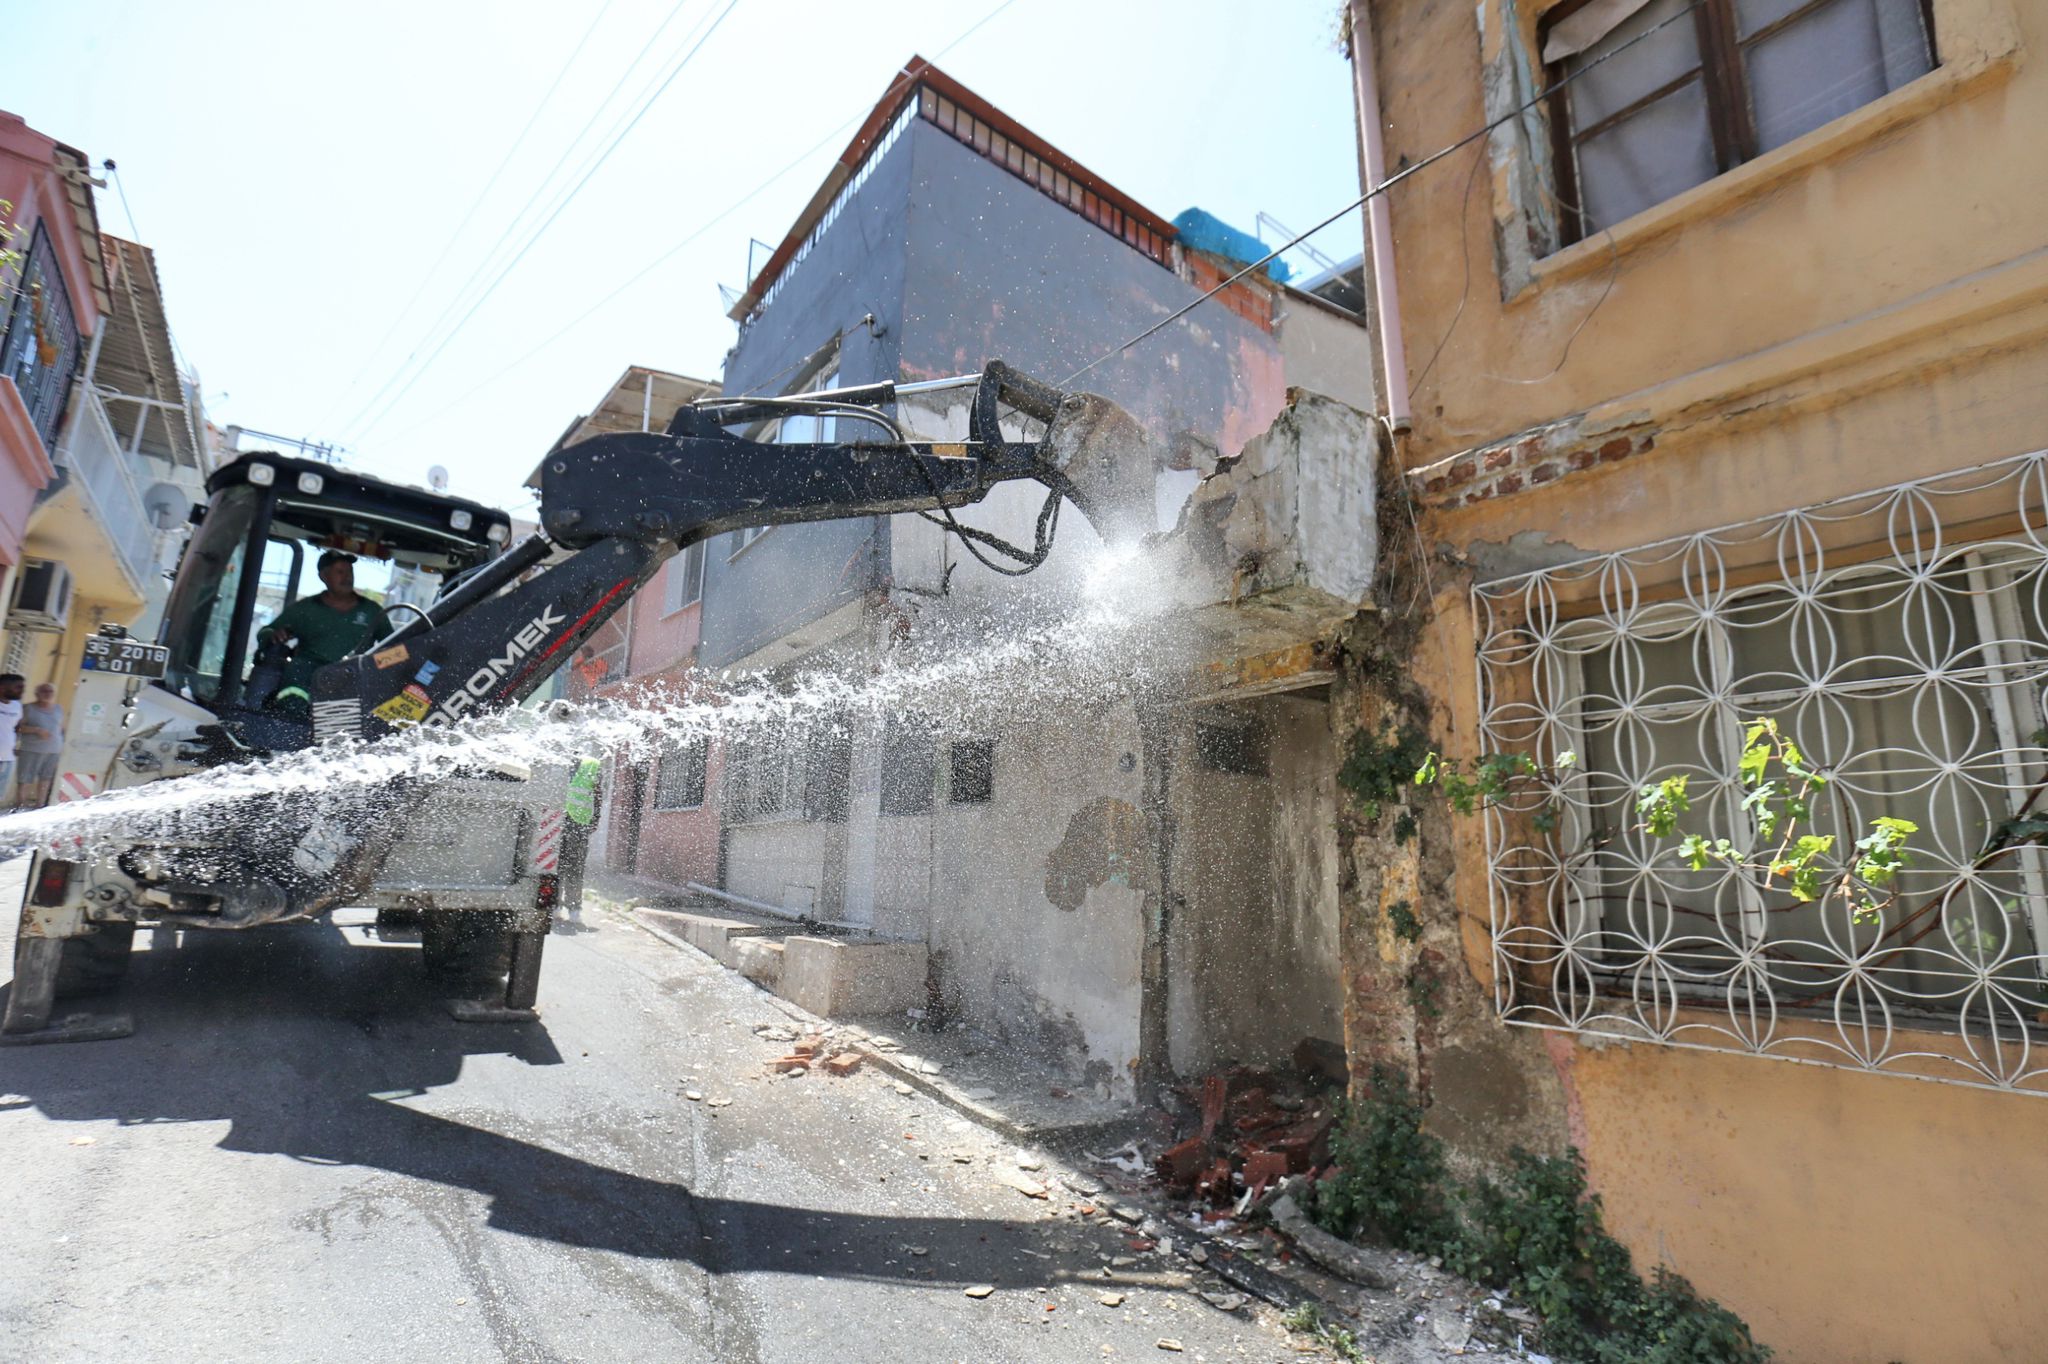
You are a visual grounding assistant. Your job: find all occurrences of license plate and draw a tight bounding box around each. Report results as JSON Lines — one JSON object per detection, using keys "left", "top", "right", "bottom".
{"left": 82, "top": 637, "right": 170, "bottom": 678}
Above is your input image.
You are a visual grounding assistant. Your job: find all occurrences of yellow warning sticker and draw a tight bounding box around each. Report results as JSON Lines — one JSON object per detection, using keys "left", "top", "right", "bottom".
{"left": 372, "top": 644, "right": 410, "bottom": 670}
{"left": 371, "top": 684, "right": 431, "bottom": 725}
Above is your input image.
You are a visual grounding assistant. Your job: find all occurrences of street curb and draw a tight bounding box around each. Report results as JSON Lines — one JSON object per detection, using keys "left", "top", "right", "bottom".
{"left": 614, "top": 903, "right": 1104, "bottom": 1144}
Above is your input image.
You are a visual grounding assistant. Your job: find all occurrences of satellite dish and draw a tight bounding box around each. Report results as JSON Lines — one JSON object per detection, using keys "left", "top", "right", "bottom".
{"left": 142, "top": 482, "right": 193, "bottom": 532}
{"left": 427, "top": 465, "right": 450, "bottom": 492}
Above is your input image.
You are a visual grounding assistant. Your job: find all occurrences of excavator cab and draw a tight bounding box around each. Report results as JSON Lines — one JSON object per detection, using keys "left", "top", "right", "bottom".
{"left": 155, "top": 453, "right": 513, "bottom": 752}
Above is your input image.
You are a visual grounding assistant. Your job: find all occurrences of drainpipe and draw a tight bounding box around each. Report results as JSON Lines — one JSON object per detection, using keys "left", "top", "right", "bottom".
{"left": 1349, "top": 0, "right": 1412, "bottom": 432}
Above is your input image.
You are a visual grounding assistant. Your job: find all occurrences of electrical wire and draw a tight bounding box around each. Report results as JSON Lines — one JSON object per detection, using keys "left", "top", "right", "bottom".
{"left": 346, "top": 0, "right": 740, "bottom": 446}
{"left": 337, "top": 0, "right": 703, "bottom": 442}
{"left": 376, "top": 0, "right": 1021, "bottom": 446}
{"left": 1059, "top": 0, "right": 1706, "bottom": 388}
{"left": 316, "top": 0, "right": 623, "bottom": 430}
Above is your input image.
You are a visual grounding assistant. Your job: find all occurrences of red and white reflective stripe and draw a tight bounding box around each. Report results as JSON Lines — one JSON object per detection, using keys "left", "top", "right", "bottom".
{"left": 56, "top": 772, "right": 97, "bottom": 803}
{"left": 531, "top": 809, "right": 565, "bottom": 873}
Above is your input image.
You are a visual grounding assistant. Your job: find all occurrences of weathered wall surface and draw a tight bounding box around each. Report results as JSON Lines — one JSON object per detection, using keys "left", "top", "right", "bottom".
{"left": 1168, "top": 691, "right": 1345, "bottom": 1075}
{"left": 696, "top": 124, "right": 911, "bottom": 671}
{"left": 1354, "top": 0, "right": 2048, "bottom": 1357}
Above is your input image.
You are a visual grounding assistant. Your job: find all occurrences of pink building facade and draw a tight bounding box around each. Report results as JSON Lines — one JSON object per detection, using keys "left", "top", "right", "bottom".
{"left": 0, "top": 112, "right": 105, "bottom": 569}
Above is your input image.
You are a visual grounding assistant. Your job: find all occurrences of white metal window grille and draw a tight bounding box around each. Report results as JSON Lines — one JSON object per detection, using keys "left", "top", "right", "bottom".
{"left": 1473, "top": 449, "right": 2048, "bottom": 1095}
{"left": 663, "top": 541, "right": 705, "bottom": 614}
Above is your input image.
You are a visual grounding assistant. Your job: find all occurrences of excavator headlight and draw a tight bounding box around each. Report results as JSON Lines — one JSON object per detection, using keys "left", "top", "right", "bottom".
{"left": 297, "top": 472, "right": 324, "bottom": 495}
{"left": 449, "top": 509, "right": 474, "bottom": 532}
{"left": 486, "top": 522, "right": 509, "bottom": 544}
{"left": 246, "top": 463, "right": 275, "bottom": 487}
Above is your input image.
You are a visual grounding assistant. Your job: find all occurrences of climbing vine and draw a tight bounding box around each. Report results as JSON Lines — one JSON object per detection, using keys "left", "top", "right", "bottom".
{"left": 1414, "top": 718, "right": 1919, "bottom": 925}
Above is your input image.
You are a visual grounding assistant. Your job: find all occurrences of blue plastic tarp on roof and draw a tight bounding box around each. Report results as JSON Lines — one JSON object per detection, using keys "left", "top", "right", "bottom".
{"left": 1171, "top": 208, "right": 1292, "bottom": 283}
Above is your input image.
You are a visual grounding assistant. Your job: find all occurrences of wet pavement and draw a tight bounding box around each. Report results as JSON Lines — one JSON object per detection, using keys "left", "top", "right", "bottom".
{"left": 0, "top": 876, "right": 1328, "bottom": 1363}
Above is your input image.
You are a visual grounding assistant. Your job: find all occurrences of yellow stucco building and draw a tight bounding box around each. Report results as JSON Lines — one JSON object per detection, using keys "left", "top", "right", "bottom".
{"left": 1349, "top": 0, "right": 2048, "bottom": 1357}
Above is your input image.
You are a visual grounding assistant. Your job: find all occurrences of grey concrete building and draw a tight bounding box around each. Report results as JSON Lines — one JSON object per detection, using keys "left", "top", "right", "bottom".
{"left": 697, "top": 58, "right": 1374, "bottom": 1096}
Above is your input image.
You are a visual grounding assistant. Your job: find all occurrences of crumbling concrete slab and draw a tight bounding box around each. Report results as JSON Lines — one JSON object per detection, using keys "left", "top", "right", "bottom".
{"left": 733, "top": 937, "right": 786, "bottom": 987}
{"left": 777, "top": 936, "right": 927, "bottom": 1018}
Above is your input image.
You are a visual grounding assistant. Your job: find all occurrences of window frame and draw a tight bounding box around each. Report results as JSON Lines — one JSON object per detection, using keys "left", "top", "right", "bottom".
{"left": 651, "top": 735, "right": 708, "bottom": 812}
{"left": 1541, "top": 0, "right": 1938, "bottom": 247}
{"left": 663, "top": 540, "right": 706, "bottom": 615}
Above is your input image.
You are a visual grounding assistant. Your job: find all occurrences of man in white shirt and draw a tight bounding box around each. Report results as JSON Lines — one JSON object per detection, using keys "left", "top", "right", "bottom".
{"left": 0, "top": 673, "right": 24, "bottom": 804}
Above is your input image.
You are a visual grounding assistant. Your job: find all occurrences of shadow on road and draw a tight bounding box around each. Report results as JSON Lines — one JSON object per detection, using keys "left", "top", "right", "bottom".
{"left": 0, "top": 919, "right": 1101, "bottom": 1289}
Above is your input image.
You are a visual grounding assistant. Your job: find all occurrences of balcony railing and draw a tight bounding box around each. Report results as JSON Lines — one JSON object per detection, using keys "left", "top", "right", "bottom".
{"left": 53, "top": 386, "right": 158, "bottom": 597}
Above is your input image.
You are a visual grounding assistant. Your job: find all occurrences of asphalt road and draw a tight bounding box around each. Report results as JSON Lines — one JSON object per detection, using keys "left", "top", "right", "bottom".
{"left": 0, "top": 884, "right": 1312, "bottom": 1363}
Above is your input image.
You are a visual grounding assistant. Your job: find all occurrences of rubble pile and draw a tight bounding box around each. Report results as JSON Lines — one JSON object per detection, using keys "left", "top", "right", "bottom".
{"left": 754, "top": 1021, "right": 867, "bottom": 1077}
{"left": 1152, "top": 1065, "right": 1337, "bottom": 1212}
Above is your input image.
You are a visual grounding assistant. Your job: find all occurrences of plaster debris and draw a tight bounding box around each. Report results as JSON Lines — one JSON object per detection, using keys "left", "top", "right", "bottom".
{"left": 1097, "top": 1293, "right": 1126, "bottom": 1307}
{"left": 1155, "top": 1340, "right": 1184, "bottom": 1353}
{"left": 965, "top": 1285, "right": 995, "bottom": 1299}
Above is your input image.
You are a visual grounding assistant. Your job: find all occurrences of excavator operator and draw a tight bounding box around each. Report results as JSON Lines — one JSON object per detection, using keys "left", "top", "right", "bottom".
{"left": 257, "top": 550, "right": 391, "bottom": 715}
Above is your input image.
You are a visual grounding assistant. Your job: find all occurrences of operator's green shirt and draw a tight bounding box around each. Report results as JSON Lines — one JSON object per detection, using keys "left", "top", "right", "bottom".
{"left": 266, "top": 593, "right": 392, "bottom": 691}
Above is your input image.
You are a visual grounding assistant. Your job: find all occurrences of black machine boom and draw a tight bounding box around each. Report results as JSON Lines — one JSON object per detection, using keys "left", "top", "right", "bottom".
{"left": 312, "top": 363, "right": 1081, "bottom": 739}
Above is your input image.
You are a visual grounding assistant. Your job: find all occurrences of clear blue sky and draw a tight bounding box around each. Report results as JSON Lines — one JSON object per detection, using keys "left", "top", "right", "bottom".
{"left": 3, "top": 0, "right": 1364, "bottom": 513}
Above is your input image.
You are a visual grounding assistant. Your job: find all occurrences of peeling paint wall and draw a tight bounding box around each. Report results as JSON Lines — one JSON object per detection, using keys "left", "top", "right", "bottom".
{"left": 1354, "top": 0, "right": 2048, "bottom": 1357}
{"left": 1167, "top": 691, "right": 1344, "bottom": 1075}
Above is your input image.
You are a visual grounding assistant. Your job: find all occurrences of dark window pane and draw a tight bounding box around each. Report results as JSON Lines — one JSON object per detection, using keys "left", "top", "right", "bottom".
{"left": 948, "top": 738, "right": 995, "bottom": 804}
{"left": 1574, "top": 79, "right": 1718, "bottom": 231}
{"left": 1194, "top": 721, "right": 1268, "bottom": 776}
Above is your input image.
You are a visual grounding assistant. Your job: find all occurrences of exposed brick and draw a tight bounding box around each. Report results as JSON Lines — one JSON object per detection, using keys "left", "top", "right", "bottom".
{"left": 1566, "top": 449, "right": 1596, "bottom": 471}
{"left": 1450, "top": 459, "right": 1477, "bottom": 483}
{"left": 1496, "top": 473, "right": 1524, "bottom": 495}
{"left": 824, "top": 1052, "right": 864, "bottom": 1076}
{"left": 1242, "top": 1149, "right": 1290, "bottom": 1191}
{"left": 1484, "top": 447, "right": 1513, "bottom": 470}
{"left": 1599, "top": 435, "right": 1634, "bottom": 462}
{"left": 1529, "top": 463, "right": 1560, "bottom": 485}
{"left": 1424, "top": 475, "right": 1448, "bottom": 494}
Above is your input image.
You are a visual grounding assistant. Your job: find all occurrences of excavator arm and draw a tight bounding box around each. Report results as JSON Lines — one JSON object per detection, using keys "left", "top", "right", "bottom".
{"left": 309, "top": 362, "right": 1092, "bottom": 740}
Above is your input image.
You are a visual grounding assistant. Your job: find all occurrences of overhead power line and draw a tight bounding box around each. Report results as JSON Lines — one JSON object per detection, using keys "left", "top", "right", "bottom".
{"left": 344, "top": 0, "right": 738, "bottom": 446}
{"left": 378, "top": 0, "right": 1022, "bottom": 446}
{"left": 316, "top": 0, "right": 624, "bottom": 431}
{"left": 1061, "top": 0, "right": 1705, "bottom": 387}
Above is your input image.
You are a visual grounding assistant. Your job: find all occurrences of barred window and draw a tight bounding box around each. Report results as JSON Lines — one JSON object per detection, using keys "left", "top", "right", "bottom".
{"left": 948, "top": 738, "right": 996, "bottom": 805}
{"left": 652, "top": 737, "right": 707, "bottom": 811}
{"left": 0, "top": 220, "right": 82, "bottom": 453}
{"left": 1475, "top": 452, "right": 2048, "bottom": 1094}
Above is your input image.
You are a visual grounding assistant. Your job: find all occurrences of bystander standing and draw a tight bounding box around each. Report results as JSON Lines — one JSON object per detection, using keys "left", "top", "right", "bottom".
{"left": 15, "top": 681, "right": 64, "bottom": 808}
{"left": 0, "top": 673, "right": 24, "bottom": 806}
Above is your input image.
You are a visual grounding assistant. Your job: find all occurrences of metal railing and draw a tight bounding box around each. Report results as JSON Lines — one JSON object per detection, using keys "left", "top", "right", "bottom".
{"left": 53, "top": 386, "right": 158, "bottom": 597}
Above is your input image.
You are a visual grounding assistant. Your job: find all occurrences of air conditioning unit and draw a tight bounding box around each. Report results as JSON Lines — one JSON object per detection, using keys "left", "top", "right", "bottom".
{"left": 8, "top": 558, "right": 73, "bottom": 634}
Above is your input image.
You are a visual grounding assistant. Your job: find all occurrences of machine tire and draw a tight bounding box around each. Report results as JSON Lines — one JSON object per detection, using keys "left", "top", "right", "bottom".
{"left": 51, "top": 923, "right": 137, "bottom": 998}
{"left": 421, "top": 911, "right": 514, "bottom": 990}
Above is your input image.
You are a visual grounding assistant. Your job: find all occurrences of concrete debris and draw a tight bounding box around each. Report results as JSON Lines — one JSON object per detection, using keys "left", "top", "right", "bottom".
{"left": 1090, "top": 1142, "right": 1149, "bottom": 1176}
{"left": 964, "top": 1285, "right": 995, "bottom": 1299}
{"left": 1199, "top": 1290, "right": 1248, "bottom": 1313}
{"left": 684, "top": 1090, "right": 704, "bottom": 1102}
{"left": 1015, "top": 1151, "right": 1045, "bottom": 1172}
{"left": 1430, "top": 1303, "right": 1473, "bottom": 1350}
{"left": 1097, "top": 1292, "right": 1125, "bottom": 1307}
{"left": 1267, "top": 1194, "right": 1398, "bottom": 1290}
{"left": 893, "top": 1082, "right": 915, "bottom": 1095}
{"left": 707, "top": 1097, "right": 733, "bottom": 1108}
{"left": 993, "top": 1169, "right": 1050, "bottom": 1199}
{"left": 1107, "top": 1204, "right": 1144, "bottom": 1225}
{"left": 1155, "top": 1339, "right": 1184, "bottom": 1352}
